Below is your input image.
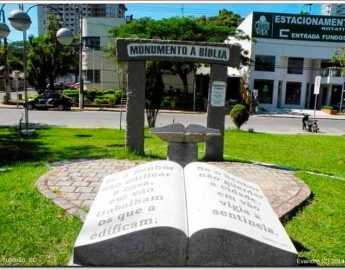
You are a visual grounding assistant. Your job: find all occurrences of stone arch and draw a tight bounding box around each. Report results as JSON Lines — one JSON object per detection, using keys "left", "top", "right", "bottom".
{"left": 116, "top": 38, "right": 241, "bottom": 161}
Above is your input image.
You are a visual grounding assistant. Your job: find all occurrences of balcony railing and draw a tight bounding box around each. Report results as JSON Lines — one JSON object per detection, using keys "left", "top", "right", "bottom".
{"left": 320, "top": 67, "right": 343, "bottom": 77}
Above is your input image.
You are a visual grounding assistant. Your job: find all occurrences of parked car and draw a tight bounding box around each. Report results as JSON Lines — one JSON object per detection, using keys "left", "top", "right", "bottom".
{"left": 46, "top": 82, "right": 77, "bottom": 91}
{"left": 26, "top": 91, "right": 73, "bottom": 111}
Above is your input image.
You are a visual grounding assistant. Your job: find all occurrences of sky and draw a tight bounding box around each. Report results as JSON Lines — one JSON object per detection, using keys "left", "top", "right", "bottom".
{"left": 2, "top": 2, "right": 321, "bottom": 43}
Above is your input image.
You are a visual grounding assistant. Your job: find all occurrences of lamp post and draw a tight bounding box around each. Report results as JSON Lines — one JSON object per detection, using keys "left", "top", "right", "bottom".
{"left": 8, "top": 7, "right": 32, "bottom": 133}
{"left": 0, "top": 4, "right": 75, "bottom": 134}
{"left": 49, "top": 5, "right": 83, "bottom": 109}
{"left": 0, "top": 4, "right": 11, "bottom": 104}
{"left": 1, "top": 4, "right": 80, "bottom": 117}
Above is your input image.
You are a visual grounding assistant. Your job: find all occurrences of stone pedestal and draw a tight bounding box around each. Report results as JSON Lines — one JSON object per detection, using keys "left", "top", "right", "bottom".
{"left": 167, "top": 143, "right": 198, "bottom": 167}
{"left": 150, "top": 123, "right": 221, "bottom": 167}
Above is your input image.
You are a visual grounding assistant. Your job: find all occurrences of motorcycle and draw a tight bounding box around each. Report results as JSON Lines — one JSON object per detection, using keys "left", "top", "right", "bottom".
{"left": 302, "top": 114, "right": 319, "bottom": 133}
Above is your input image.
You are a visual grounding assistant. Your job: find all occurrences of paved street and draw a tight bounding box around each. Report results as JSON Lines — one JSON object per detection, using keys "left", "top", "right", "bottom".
{"left": 0, "top": 107, "right": 344, "bottom": 135}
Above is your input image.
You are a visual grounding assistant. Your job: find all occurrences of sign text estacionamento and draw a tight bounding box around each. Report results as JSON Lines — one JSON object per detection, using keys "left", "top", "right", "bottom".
{"left": 252, "top": 12, "right": 345, "bottom": 42}
{"left": 127, "top": 43, "right": 230, "bottom": 62}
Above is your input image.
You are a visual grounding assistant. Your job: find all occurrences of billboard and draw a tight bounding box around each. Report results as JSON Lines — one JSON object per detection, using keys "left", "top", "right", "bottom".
{"left": 252, "top": 12, "right": 345, "bottom": 42}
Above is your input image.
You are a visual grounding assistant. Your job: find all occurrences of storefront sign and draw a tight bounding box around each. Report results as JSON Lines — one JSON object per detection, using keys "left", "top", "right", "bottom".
{"left": 252, "top": 12, "right": 345, "bottom": 42}
{"left": 314, "top": 76, "right": 321, "bottom": 95}
{"left": 210, "top": 81, "right": 226, "bottom": 107}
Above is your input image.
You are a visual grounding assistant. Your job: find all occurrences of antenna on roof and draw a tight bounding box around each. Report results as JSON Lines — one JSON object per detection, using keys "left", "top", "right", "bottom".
{"left": 304, "top": 4, "right": 313, "bottom": 14}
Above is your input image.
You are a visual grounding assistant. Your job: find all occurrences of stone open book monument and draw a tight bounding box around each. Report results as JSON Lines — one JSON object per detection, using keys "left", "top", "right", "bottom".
{"left": 72, "top": 160, "right": 297, "bottom": 266}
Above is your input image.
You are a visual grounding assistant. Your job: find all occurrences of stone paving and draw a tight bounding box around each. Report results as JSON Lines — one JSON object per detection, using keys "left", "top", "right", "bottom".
{"left": 36, "top": 159, "right": 311, "bottom": 221}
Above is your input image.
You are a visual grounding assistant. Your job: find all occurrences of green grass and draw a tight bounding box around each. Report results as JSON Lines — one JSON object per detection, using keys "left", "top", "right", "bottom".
{"left": 0, "top": 163, "right": 81, "bottom": 266}
{"left": 0, "top": 127, "right": 166, "bottom": 164}
{"left": 223, "top": 130, "right": 345, "bottom": 178}
{"left": 286, "top": 172, "right": 345, "bottom": 266}
{"left": 0, "top": 127, "right": 345, "bottom": 266}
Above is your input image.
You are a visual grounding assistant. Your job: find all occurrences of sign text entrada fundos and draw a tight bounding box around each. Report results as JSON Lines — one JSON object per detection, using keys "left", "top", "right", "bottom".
{"left": 127, "top": 43, "right": 230, "bottom": 61}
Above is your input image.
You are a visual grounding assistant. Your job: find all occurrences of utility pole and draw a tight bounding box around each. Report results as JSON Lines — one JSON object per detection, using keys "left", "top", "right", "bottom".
{"left": 78, "top": 8, "right": 84, "bottom": 110}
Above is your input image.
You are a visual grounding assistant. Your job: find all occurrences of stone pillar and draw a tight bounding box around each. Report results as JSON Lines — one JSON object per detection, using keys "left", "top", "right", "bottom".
{"left": 205, "top": 64, "right": 227, "bottom": 161}
{"left": 126, "top": 61, "right": 146, "bottom": 154}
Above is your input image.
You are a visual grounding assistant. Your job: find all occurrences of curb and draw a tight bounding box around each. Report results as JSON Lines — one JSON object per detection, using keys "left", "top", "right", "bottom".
{"left": 255, "top": 114, "right": 345, "bottom": 121}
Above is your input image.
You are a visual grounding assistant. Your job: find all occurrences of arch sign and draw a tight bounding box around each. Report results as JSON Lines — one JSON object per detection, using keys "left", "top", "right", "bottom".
{"left": 116, "top": 38, "right": 241, "bottom": 161}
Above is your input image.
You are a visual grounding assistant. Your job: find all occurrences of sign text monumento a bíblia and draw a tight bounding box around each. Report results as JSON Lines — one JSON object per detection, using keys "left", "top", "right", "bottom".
{"left": 127, "top": 43, "right": 229, "bottom": 62}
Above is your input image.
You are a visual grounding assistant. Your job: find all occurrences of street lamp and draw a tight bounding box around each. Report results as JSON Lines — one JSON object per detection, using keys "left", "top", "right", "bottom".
{"left": 0, "top": 22, "right": 10, "bottom": 38}
{"left": 1, "top": 4, "right": 83, "bottom": 118}
{"left": 8, "top": 8, "right": 32, "bottom": 134}
{"left": 0, "top": 5, "right": 11, "bottom": 104}
{"left": 56, "top": 28, "right": 74, "bottom": 46}
{"left": 55, "top": 8, "right": 83, "bottom": 110}
{"left": 0, "top": 4, "right": 77, "bottom": 134}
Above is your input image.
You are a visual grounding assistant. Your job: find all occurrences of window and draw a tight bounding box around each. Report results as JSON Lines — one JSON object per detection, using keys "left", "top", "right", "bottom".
{"left": 254, "top": 79, "right": 274, "bottom": 104}
{"left": 83, "top": 70, "right": 100, "bottom": 83}
{"left": 285, "top": 82, "right": 301, "bottom": 105}
{"left": 82, "top": 37, "right": 100, "bottom": 50}
{"left": 255, "top": 55, "right": 275, "bottom": 72}
{"left": 288, "top": 57, "right": 304, "bottom": 74}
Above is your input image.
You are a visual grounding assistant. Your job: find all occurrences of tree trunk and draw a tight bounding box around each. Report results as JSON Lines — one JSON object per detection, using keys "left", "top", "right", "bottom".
{"left": 178, "top": 72, "right": 188, "bottom": 94}
{"left": 146, "top": 108, "right": 158, "bottom": 128}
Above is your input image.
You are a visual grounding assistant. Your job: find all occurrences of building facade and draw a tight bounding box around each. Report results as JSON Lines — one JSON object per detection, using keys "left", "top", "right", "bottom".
{"left": 37, "top": 4, "right": 126, "bottom": 35}
{"left": 81, "top": 17, "right": 126, "bottom": 90}
{"left": 233, "top": 11, "right": 345, "bottom": 110}
{"left": 321, "top": 4, "right": 345, "bottom": 16}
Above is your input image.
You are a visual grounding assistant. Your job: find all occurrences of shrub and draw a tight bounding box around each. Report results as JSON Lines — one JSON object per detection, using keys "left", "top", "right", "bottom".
{"left": 230, "top": 104, "right": 250, "bottom": 129}
{"left": 63, "top": 89, "right": 79, "bottom": 100}
{"left": 93, "top": 98, "right": 109, "bottom": 105}
{"left": 342, "top": 109, "right": 345, "bottom": 114}
{"left": 114, "top": 89, "right": 123, "bottom": 104}
{"left": 64, "top": 88, "right": 124, "bottom": 106}
{"left": 322, "top": 105, "right": 334, "bottom": 110}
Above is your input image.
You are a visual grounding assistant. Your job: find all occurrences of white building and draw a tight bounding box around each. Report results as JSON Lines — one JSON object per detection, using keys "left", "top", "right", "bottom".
{"left": 37, "top": 4, "right": 126, "bottom": 35}
{"left": 232, "top": 11, "right": 345, "bottom": 110}
{"left": 82, "top": 17, "right": 126, "bottom": 90}
{"left": 321, "top": 4, "right": 345, "bottom": 16}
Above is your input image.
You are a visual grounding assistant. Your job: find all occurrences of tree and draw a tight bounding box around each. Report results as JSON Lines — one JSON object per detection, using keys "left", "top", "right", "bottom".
{"left": 332, "top": 47, "right": 345, "bottom": 73}
{"left": 110, "top": 15, "right": 246, "bottom": 93}
{"left": 110, "top": 11, "right": 248, "bottom": 127}
{"left": 0, "top": 41, "right": 24, "bottom": 76}
{"left": 26, "top": 14, "right": 78, "bottom": 93}
{"left": 145, "top": 61, "right": 164, "bottom": 127}
{"left": 199, "top": 9, "right": 243, "bottom": 29}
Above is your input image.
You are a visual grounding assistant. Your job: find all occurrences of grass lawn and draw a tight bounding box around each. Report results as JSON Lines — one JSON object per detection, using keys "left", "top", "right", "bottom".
{"left": 0, "top": 127, "right": 344, "bottom": 266}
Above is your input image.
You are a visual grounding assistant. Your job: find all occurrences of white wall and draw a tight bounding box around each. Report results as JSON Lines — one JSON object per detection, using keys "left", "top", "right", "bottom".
{"left": 82, "top": 17, "right": 126, "bottom": 90}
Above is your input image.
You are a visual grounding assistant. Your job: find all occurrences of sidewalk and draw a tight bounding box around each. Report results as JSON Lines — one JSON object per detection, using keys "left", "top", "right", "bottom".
{"left": 36, "top": 159, "right": 311, "bottom": 221}
{"left": 255, "top": 108, "right": 345, "bottom": 120}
